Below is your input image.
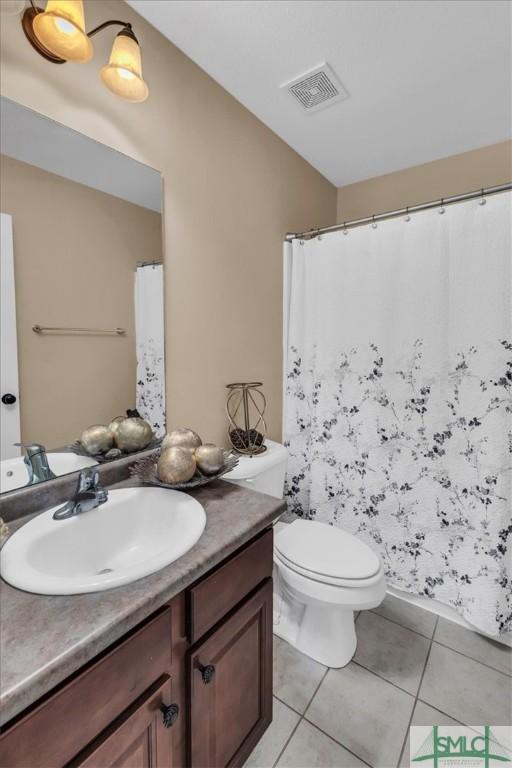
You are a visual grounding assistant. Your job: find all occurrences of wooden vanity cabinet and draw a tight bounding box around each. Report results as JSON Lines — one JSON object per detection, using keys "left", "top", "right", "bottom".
{"left": 0, "top": 528, "right": 273, "bottom": 768}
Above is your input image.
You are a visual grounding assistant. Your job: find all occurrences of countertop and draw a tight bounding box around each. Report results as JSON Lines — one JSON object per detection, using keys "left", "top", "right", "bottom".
{"left": 0, "top": 479, "right": 285, "bottom": 726}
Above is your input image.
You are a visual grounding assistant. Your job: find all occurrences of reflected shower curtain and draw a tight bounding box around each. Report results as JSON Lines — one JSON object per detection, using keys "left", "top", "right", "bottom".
{"left": 283, "top": 192, "right": 511, "bottom": 636}
{"left": 135, "top": 263, "right": 166, "bottom": 436}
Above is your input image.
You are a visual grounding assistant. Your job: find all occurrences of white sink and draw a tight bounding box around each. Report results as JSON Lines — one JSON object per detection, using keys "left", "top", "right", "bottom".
{"left": 0, "top": 487, "right": 206, "bottom": 595}
{"left": 0, "top": 453, "right": 98, "bottom": 494}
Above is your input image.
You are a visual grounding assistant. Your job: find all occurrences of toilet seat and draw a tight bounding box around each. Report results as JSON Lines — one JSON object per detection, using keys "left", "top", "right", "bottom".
{"left": 274, "top": 519, "right": 383, "bottom": 588}
{"left": 274, "top": 548, "right": 384, "bottom": 588}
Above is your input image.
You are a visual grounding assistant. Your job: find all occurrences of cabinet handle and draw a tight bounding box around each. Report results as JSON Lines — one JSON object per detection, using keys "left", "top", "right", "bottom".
{"left": 198, "top": 663, "right": 215, "bottom": 684}
{"left": 160, "top": 702, "right": 179, "bottom": 728}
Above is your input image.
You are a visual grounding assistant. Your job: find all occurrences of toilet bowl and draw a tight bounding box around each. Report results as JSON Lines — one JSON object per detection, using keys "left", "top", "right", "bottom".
{"left": 223, "top": 441, "right": 386, "bottom": 667}
{"left": 273, "top": 519, "right": 386, "bottom": 667}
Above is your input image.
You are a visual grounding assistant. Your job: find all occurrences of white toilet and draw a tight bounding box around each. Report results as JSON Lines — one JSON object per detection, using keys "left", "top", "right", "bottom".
{"left": 224, "top": 440, "right": 387, "bottom": 668}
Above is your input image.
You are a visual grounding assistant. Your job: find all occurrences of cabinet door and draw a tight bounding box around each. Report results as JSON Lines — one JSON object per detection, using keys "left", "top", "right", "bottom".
{"left": 70, "top": 676, "right": 177, "bottom": 768}
{"left": 189, "top": 579, "right": 273, "bottom": 768}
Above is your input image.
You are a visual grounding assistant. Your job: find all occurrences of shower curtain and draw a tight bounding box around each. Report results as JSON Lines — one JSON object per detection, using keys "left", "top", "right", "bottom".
{"left": 283, "top": 192, "right": 511, "bottom": 636}
{"left": 135, "top": 263, "right": 166, "bottom": 436}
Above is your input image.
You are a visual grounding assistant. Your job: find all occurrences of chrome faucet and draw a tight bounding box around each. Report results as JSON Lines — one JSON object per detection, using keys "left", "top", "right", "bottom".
{"left": 53, "top": 469, "right": 108, "bottom": 520}
{"left": 15, "top": 442, "right": 56, "bottom": 485}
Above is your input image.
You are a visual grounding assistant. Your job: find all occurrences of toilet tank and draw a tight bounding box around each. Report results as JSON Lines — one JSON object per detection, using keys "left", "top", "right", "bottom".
{"left": 224, "top": 440, "right": 288, "bottom": 499}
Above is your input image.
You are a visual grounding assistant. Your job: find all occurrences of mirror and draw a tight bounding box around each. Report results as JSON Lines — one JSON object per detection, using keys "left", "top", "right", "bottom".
{"left": 0, "top": 97, "right": 165, "bottom": 493}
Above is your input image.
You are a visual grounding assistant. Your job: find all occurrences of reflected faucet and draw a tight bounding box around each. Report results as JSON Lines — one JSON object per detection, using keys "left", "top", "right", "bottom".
{"left": 15, "top": 443, "right": 56, "bottom": 485}
{"left": 53, "top": 468, "right": 108, "bottom": 520}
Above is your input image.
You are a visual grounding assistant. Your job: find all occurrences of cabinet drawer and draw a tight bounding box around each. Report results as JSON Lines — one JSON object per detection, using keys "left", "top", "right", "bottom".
{"left": 188, "top": 528, "right": 273, "bottom": 643}
{"left": 0, "top": 608, "right": 172, "bottom": 768}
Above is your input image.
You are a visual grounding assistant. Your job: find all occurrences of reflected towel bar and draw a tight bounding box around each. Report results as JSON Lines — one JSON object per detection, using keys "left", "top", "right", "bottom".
{"left": 32, "top": 325, "right": 126, "bottom": 336}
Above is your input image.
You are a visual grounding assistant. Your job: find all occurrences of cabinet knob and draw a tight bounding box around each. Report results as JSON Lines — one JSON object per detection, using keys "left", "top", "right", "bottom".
{"left": 198, "top": 663, "right": 215, "bottom": 684}
{"left": 1, "top": 393, "right": 16, "bottom": 405}
{"left": 160, "top": 702, "right": 179, "bottom": 728}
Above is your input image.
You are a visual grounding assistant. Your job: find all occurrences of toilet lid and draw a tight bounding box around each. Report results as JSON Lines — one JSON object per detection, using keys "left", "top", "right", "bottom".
{"left": 275, "top": 520, "right": 381, "bottom": 581}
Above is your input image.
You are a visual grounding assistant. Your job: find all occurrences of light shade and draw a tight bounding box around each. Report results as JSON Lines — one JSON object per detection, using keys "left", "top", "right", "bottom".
{"left": 33, "top": 0, "right": 93, "bottom": 63}
{"left": 100, "top": 30, "right": 148, "bottom": 103}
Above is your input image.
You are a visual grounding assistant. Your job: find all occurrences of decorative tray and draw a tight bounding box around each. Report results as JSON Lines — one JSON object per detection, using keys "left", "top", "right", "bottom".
{"left": 69, "top": 436, "right": 163, "bottom": 463}
{"left": 129, "top": 450, "right": 239, "bottom": 490}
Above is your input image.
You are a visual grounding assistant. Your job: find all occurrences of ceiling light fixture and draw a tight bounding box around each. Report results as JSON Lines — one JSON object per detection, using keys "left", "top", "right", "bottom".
{"left": 21, "top": 0, "right": 149, "bottom": 102}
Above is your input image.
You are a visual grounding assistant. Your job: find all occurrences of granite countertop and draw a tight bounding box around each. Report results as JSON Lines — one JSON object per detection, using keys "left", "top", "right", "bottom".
{"left": 0, "top": 479, "right": 285, "bottom": 726}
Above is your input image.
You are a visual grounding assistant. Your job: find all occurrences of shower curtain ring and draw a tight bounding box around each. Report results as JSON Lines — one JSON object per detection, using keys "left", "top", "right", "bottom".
{"left": 371, "top": 215, "right": 377, "bottom": 229}
{"left": 479, "top": 188, "right": 487, "bottom": 206}
{"left": 439, "top": 198, "right": 445, "bottom": 214}
{"left": 299, "top": 238, "right": 305, "bottom": 245}
{"left": 404, "top": 206, "right": 411, "bottom": 222}
{"left": 343, "top": 222, "right": 348, "bottom": 235}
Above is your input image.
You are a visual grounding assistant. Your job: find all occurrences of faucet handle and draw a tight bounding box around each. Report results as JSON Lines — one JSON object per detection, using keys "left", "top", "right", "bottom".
{"left": 75, "top": 468, "right": 101, "bottom": 494}
{"left": 14, "top": 442, "right": 46, "bottom": 457}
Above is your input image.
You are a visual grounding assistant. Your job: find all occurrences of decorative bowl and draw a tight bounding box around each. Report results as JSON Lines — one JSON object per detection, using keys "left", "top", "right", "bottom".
{"left": 129, "top": 450, "right": 239, "bottom": 490}
{"left": 69, "top": 436, "right": 162, "bottom": 463}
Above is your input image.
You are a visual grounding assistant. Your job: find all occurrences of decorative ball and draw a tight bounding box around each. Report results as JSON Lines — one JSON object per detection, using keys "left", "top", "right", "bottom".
{"left": 157, "top": 447, "right": 196, "bottom": 484}
{"left": 116, "top": 417, "right": 153, "bottom": 453}
{"left": 81, "top": 425, "right": 114, "bottom": 455}
{"left": 195, "top": 444, "right": 224, "bottom": 475}
{"left": 108, "top": 416, "right": 126, "bottom": 438}
{"left": 162, "top": 427, "right": 202, "bottom": 453}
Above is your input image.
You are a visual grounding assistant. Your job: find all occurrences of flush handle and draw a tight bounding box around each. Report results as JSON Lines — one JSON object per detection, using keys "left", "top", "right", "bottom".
{"left": 198, "top": 663, "right": 215, "bottom": 684}
{"left": 160, "top": 702, "right": 179, "bottom": 728}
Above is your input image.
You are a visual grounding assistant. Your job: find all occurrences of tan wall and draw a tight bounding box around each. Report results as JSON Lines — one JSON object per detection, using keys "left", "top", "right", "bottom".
{"left": 0, "top": 0, "right": 336, "bottom": 446}
{"left": 0, "top": 155, "right": 162, "bottom": 448}
{"left": 337, "top": 141, "right": 512, "bottom": 221}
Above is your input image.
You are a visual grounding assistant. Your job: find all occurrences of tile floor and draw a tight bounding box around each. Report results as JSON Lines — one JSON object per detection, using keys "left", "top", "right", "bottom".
{"left": 246, "top": 594, "right": 512, "bottom": 768}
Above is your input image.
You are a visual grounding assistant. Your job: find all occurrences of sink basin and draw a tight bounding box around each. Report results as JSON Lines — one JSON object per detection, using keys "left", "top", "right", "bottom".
{"left": 0, "top": 452, "right": 98, "bottom": 494}
{"left": 0, "top": 487, "right": 206, "bottom": 595}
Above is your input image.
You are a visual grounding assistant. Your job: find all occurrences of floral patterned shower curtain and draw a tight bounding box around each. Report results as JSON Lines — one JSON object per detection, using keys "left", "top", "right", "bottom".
{"left": 283, "top": 192, "right": 511, "bottom": 636}
{"left": 135, "top": 263, "right": 166, "bottom": 436}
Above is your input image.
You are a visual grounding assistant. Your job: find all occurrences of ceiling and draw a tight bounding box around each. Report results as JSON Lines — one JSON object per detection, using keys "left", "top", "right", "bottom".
{"left": 127, "top": 0, "right": 511, "bottom": 187}
{"left": 0, "top": 97, "right": 161, "bottom": 212}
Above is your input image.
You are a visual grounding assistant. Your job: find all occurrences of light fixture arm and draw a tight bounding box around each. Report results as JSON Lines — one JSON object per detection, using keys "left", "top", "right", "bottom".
{"left": 87, "top": 20, "right": 135, "bottom": 41}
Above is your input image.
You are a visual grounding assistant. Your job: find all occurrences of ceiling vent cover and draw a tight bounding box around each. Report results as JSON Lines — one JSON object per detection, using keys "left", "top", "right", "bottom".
{"left": 282, "top": 63, "right": 348, "bottom": 113}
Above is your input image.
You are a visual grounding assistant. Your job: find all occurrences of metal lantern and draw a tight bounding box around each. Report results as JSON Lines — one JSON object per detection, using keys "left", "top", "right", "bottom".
{"left": 226, "top": 382, "right": 267, "bottom": 455}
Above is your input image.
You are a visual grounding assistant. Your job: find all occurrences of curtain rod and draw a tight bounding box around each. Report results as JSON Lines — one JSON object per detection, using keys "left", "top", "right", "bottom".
{"left": 136, "top": 260, "right": 163, "bottom": 268}
{"left": 285, "top": 182, "right": 512, "bottom": 242}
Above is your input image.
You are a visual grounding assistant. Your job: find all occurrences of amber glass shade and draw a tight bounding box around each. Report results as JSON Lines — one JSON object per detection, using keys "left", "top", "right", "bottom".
{"left": 100, "top": 32, "right": 148, "bottom": 103}
{"left": 33, "top": 0, "right": 92, "bottom": 63}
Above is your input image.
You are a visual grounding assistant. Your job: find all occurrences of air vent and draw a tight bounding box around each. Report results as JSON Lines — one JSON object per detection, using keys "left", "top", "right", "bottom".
{"left": 281, "top": 63, "right": 348, "bottom": 113}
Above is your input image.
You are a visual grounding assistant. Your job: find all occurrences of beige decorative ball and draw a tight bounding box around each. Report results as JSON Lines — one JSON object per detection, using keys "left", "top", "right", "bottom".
{"left": 157, "top": 447, "right": 196, "bottom": 485}
{"left": 116, "top": 417, "right": 153, "bottom": 453}
{"left": 81, "top": 425, "right": 114, "bottom": 455}
{"left": 195, "top": 444, "right": 224, "bottom": 475}
{"left": 108, "top": 416, "right": 126, "bottom": 438}
{"left": 162, "top": 428, "right": 202, "bottom": 453}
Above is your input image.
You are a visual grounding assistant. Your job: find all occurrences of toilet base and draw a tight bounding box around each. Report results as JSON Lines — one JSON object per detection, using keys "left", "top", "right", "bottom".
{"left": 273, "top": 575, "right": 357, "bottom": 667}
